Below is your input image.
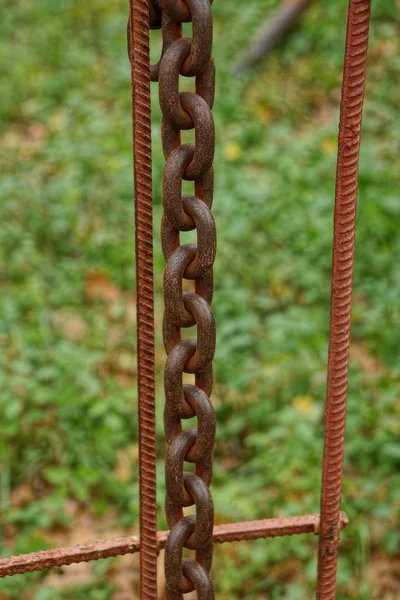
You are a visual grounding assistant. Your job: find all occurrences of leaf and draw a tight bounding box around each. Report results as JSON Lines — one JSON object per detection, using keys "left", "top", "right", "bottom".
{"left": 292, "top": 395, "right": 315, "bottom": 416}
{"left": 85, "top": 271, "right": 122, "bottom": 303}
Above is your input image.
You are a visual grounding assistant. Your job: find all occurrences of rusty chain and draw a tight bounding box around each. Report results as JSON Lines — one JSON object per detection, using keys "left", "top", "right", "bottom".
{"left": 0, "top": 0, "right": 373, "bottom": 596}
{"left": 146, "top": 0, "right": 217, "bottom": 597}
{"left": 124, "top": 1, "right": 372, "bottom": 598}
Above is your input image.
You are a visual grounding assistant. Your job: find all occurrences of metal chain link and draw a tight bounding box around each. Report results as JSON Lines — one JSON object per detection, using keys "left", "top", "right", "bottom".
{"left": 150, "top": 0, "right": 216, "bottom": 597}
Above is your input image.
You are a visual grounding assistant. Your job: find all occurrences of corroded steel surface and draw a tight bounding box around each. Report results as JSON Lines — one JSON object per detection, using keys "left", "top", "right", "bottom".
{"left": 153, "top": 0, "right": 217, "bottom": 597}
{"left": 317, "top": 1, "right": 371, "bottom": 598}
{"left": 129, "top": 1, "right": 158, "bottom": 597}
{"left": 0, "top": 513, "right": 349, "bottom": 578}
{"left": 2, "top": 1, "right": 372, "bottom": 596}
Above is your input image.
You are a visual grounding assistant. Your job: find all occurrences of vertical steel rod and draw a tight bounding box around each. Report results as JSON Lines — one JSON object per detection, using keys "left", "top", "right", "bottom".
{"left": 317, "top": 1, "right": 371, "bottom": 598}
{"left": 129, "top": 1, "right": 158, "bottom": 598}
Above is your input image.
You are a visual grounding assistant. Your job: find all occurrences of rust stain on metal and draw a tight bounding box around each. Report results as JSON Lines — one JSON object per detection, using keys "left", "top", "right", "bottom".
{"left": 317, "top": 1, "right": 371, "bottom": 598}
{"left": 129, "top": 1, "right": 158, "bottom": 598}
{"left": 0, "top": 513, "right": 348, "bottom": 578}
{"left": 0, "top": 536, "right": 142, "bottom": 578}
{"left": 212, "top": 512, "right": 349, "bottom": 543}
{"left": 155, "top": 0, "right": 217, "bottom": 596}
{"left": 1, "top": 0, "right": 371, "bottom": 595}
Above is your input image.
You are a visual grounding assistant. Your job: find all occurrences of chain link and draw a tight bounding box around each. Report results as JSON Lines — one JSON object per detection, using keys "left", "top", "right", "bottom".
{"left": 151, "top": 0, "right": 216, "bottom": 597}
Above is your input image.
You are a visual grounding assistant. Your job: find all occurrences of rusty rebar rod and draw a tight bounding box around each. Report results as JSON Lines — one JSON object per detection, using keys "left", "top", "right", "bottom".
{"left": 0, "top": 513, "right": 348, "bottom": 578}
{"left": 317, "top": 1, "right": 371, "bottom": 598}
{"left": 128, "top": 1, "right": 158, "bottom": 598}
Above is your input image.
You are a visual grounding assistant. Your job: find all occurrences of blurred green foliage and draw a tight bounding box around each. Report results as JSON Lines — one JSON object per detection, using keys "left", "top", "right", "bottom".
{"left": 0, "top": 0, "right": 399, "bottom": 598}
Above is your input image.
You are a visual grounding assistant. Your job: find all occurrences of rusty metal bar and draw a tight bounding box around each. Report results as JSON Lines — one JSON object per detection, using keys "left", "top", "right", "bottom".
{"left": 128, "top": 0, "right": 158, "bottom": 598}
{"left": 0, "top": 513, "right": 348, "bottom": 578}
{"left": 317, "top": 1, "right": 371, "bottom": 598}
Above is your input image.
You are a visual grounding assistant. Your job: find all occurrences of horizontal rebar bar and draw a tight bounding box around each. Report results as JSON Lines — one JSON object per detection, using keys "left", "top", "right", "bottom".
{"left": 0, "top": 512, "right": 348, "bottom": 578}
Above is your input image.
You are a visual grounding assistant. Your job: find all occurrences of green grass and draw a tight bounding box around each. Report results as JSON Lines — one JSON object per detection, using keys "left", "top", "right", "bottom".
{"left": 1, "top": 0, "right": 399, "bottom": 598}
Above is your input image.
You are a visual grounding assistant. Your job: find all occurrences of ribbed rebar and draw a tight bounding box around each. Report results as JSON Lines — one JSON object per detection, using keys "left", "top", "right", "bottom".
{"left": 317, "top": 1, "right": 371, "bottom": 598}
{"left": 0, "top": 513, "right": 349, "bottom": 578}
{"left": 129, "top": 1, "right": 158, "bottom": 598}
